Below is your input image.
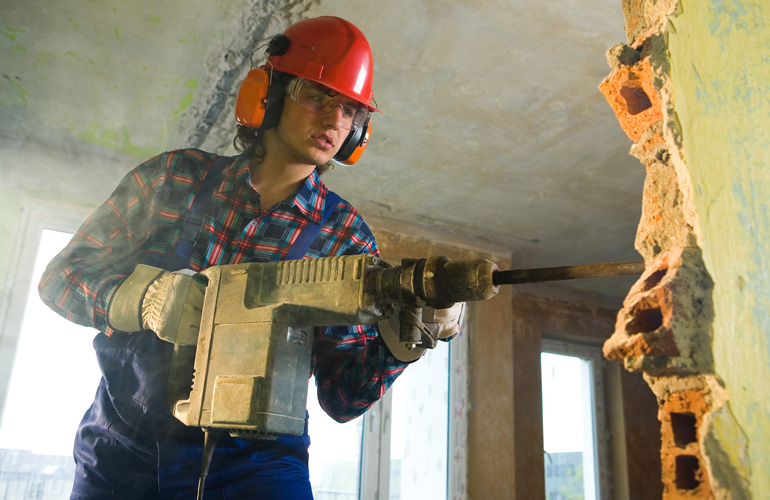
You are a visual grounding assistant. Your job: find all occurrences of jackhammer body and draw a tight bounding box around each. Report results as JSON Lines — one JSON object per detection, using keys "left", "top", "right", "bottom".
{"left": 167, "top": 254, "right": 499, "bottom": 439}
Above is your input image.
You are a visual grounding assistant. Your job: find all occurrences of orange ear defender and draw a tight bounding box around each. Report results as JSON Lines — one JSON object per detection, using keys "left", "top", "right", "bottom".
{"left": 334, "top": 119, "right": 371, "bottom": 166}
{"left": 235, "top": 69, "right": 285, "bottom": 129}
{"left": 235, "top": 69, "right": 269, "bottom": 128}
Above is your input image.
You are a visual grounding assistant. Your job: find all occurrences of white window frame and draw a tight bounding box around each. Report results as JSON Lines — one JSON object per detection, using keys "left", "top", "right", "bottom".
{"left": 360, "top": 319, "right": 469, "bottom": 500}
{"left": 360, "top": 389, "right": 393, "bottom": 499}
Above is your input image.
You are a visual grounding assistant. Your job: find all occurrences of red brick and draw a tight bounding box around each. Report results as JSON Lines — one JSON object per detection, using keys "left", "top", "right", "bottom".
{"left": 599, "top": 57, "right": 663, "bottom": 141}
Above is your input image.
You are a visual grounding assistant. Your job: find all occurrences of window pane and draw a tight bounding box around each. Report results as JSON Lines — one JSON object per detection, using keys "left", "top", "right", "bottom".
{"left": 0, "top": 229, "right": 102, "bottom": 498}
{"left": 541, "top": 352, "right": 598, "bottom": 500}
{"left": 307, "top": 376, "right": 362, "bottom": 500}
{"left": 389, "top": 346, "right": 449, "bottom": 500}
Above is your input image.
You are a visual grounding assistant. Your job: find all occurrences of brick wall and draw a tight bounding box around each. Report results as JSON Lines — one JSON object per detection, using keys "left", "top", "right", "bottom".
{"left": 598, "top": 2, "right": 749, "bottom": 498}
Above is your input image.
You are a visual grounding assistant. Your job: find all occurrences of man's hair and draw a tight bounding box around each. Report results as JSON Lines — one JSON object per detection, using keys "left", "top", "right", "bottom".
{"left": 232, "top": 71, "right": 335, "bottom": 175}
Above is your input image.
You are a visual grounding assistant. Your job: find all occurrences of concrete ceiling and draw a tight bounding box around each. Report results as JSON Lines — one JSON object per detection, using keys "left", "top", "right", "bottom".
{"left": 1, "top": 0, "right": 645, "bottom": 308}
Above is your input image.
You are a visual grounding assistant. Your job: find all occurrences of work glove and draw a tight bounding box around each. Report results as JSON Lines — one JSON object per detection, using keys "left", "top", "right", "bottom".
{"left": 107, "top": 264, "right": 205, "bottom": 345}
{"left": 379, "top": 302, "right": 465, "bottom": 362}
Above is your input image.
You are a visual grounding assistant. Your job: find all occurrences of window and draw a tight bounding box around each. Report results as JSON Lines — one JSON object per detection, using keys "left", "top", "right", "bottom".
{"left": 0, "top": 228, "right": 101, "bottom": 498}
{"left": 309, "top": 334, "right": 466, "bottom": 500}
{"left": 388, "top": 346, "right": 449, "bottom": 500}
{"left": 307, "top": 378, "right": 363, "bottom": 498}
{"left": 541, "top": 339, "right": 610, "bottom": 500}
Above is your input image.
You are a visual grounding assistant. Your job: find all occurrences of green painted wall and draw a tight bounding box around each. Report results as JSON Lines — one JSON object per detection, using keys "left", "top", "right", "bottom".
{"left": 1, "top": 1, "right": 240, "bottom": 158}
{"left": 668, "top": 0, "right": 770, "bottom": 494}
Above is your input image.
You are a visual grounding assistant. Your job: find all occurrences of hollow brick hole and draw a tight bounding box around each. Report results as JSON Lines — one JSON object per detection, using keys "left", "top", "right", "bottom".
{"left": 620, "top": 80, "right": 652, "bottom": 115}
{"left": 627, "top": 306, "right": 663, "bottom": 334}
{"left": 670, "top": 412, "right": 697, "bottom": 447}
{"left": 675, "top": 455, "right": 701, "bottom": 490}
{"left": 642, "top": 268, "right": 667, "bottom": 291}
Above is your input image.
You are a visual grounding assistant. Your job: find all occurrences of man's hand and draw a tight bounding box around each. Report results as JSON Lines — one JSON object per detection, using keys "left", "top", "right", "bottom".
{"left": 107, "top": 264, "right": 205, "bottom": 345}
{"left": 378, "top": 303, "right": 466, "bottom": 362}
{"left": 423, "top": 302, "right": 465, "bottom": 341}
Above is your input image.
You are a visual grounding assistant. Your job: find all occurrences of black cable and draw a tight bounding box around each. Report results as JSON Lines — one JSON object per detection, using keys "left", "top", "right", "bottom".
{"left": 196, "top": 429, "right": 223, "bottom": 500}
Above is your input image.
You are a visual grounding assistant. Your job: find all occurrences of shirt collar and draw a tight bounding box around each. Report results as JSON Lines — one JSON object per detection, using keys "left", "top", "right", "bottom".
{"left": 292, "top": 170, "right": 329, "bottom": 224}
{"left": 221, "top": 151, "right": 330, "bottom": 224}
{"left": 219, "top": 152, "right": 253, "bottom": 195}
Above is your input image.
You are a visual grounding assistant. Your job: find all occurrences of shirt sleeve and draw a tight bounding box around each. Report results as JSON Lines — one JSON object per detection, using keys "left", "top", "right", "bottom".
{"left": 37, "top": 155, "right": 166, "bottom": 334}
{"left": 313, "top": 323, "right": 409, "bottom": 422}
{"left": 311, "top": 204, "right": 410, "bottom": 422}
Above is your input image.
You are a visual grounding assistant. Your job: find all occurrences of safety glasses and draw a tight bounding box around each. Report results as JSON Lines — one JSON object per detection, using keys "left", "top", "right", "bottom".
{"left": 287, "top": 78, "right": 370, "bottom": 130}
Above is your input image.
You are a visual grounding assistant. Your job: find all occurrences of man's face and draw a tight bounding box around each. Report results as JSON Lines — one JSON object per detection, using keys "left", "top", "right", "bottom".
{"left": 269, "top": 81, "right": 363, "bottom": 167}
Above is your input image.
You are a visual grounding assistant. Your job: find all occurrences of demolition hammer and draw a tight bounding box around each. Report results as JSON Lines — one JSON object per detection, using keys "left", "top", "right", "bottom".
{"left": 166, "top": 254, "right": 643, "bottom": 498}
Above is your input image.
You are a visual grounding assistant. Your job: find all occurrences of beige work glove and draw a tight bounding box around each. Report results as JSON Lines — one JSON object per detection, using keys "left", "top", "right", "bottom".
{"left": 379, "top": 302, "right": 465, "bottom": 362}
{"left": 107, "top": 264, "right": 205, "bottom": 345}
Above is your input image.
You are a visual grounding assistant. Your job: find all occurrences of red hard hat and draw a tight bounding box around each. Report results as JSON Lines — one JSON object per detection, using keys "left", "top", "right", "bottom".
{"left": 265, "top": 16, "right": 380, "bottom": 112}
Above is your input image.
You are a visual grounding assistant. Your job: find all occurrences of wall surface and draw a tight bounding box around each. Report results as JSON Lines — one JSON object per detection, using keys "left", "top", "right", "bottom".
{"left": 668, "top": 0, "right": 770, "bottom": 495}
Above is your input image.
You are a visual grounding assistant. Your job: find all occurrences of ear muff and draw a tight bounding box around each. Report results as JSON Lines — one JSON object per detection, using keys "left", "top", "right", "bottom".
{"left": 334, "top": 119, "right": 371, "bottom": 165}
{"left": 235, "top": 69, "right": 285, "bottom": 129}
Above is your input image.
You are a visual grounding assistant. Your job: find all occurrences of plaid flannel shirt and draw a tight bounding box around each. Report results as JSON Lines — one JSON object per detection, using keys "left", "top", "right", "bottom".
{"left": 39, "top": 148, "right": 407, "bottom": 422}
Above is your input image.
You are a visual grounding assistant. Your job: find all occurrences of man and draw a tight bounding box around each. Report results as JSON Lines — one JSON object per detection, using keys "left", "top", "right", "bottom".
{"left": 38, "top": 16, "right": 461, "bottom": 500}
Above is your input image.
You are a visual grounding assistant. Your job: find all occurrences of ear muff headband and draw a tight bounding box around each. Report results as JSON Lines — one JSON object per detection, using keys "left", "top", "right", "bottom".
{"left": 334, "top": 119, "right": 371, "bottom": 165}
{"left": 234, "top": 68, "right": 284, "bottom": 129}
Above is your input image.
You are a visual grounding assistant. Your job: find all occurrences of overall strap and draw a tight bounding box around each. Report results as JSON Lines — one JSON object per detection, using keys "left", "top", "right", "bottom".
{"left": 284, "top": 191, "right": 342, "bottom": 261}
{"left": 143, "top": 155, "right": 231, "bottom": 271}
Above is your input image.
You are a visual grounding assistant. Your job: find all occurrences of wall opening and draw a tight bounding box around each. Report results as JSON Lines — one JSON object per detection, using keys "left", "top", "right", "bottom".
{"left": 675, "top": 455, "right": 700, "bottom": 490}
{"left": 627, "top": 306, "right": 663, "bottom": 334}
{"left": 670, "top": 412, "right": 697, "bottom": 447}
{"left": 620, "top": 80, "right": 653, "bottom": 115}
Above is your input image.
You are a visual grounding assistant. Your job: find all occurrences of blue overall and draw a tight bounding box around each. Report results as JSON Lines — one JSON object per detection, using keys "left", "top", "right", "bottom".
{"left": 70, "top": 157, "right": 341, "bottom": 499}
